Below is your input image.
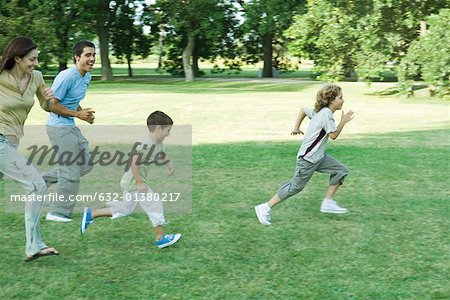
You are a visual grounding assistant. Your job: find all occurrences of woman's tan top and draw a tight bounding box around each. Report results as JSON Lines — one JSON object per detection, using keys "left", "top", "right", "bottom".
{"left": 0, "top": 70, "right": 50, "bottom": 138}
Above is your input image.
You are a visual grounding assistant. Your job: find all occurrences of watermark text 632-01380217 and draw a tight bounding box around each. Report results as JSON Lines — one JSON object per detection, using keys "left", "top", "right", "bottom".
{"left": 9, "top": 192, "right": 181, "bottom": 203}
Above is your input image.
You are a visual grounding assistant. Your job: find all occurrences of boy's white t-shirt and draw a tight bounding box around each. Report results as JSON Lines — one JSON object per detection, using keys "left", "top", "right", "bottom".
{"left": 297, "top": 107, "right": 337, "bottom": 163}
{"left": 120, "top": 135, "right": 165, "bottom": 191}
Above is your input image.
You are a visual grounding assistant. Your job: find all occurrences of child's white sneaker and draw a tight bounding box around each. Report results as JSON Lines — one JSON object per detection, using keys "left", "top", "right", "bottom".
{"left": 320, "top": 199, "right": 348, "bottom": 214}
{"left": 46, "top": 213, "right": 72, "bottom": 222}
{"left": 255, "top": 203, "right": 271, "bottom": 225}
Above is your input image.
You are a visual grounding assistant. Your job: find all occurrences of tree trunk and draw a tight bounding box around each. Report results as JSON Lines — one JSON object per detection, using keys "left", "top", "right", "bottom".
{"left": 158, "top": 24, "right": 165, "bottom": 69}
{"left": 57, "top": 31, "right": 68, "bottom": 72}
{"left": 193, "top": 52, "right": 200, "bottom": 77}
{"left": 97, "top": 24, "right": 114, "bottom": 81}
{"left": 55, "top": 7, "right": 69, "bottom": 73}
{"left": 57, "top": 33, "right": 68, "bottom": 72}
{"left": 56, "top": 33, "right": 68, "bottom": 71}
{"left": 58, "top": 62, "right": 68, "bottom": 72}
{"left": 419, "top": 21, "right": 427, "bottom": 36}
{"left": 182, "top": 33, "right": 195, "bottom": 82}
{"left": 261, "top": 34, "right": 274, "bottom": 78}
{"left": 95, "top": 0, "right": 115, "bottom": 81}
{"left": 127, "top": 56, "right": 133, "bottom": 77}
{"left": 342, "top": 56, "right": 355, "bottom": 79}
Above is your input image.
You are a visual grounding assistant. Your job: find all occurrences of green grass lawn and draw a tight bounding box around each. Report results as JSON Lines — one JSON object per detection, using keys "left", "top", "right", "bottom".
{"left": 1, "top": 79, "right": 449, "bottom": 299}
{"left": 27, "top": 80, "right": 449, "bottom": 145}
{"left": 1, "top": 129, "right": 449, "bottom": 299}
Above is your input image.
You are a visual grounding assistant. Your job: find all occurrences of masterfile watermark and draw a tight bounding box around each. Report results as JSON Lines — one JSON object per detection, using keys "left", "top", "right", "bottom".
{"left": 3, "top": 125, "right": 192, "bottom": 214}
{"left": 26, "top": 142, "right": 169, "bottom": 172}
{"left": 9, "top": 192, "right": 181, "bottom": 203}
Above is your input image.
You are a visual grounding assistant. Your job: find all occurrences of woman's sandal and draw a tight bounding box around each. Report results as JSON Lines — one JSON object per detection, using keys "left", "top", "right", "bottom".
{"left": 25, "top": 247, "right": 59, "bottom": 262}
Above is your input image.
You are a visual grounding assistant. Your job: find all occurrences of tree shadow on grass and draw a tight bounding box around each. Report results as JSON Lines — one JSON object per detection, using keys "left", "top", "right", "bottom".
{"left": 89, "top": 79, "right": 321, "bottom": 94}
{"left": 368, "top": 84, "right": 429, "bottom": 96}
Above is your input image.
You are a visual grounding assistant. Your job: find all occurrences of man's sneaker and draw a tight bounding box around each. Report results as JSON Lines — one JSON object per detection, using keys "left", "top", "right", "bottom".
{"left": 156, "top": 233, "right": 182, "bottom": 249}
{"left": 46, "top": 213, "right": 72, "bottom": 222}
{"left": 80, "top": 207, "right": 94, "bottom": 234}
{"left": 255, "top": 203, "right": 271, "bottom": 225}
{"left": 320, "top": 199, "right": 348, "bottom": 214}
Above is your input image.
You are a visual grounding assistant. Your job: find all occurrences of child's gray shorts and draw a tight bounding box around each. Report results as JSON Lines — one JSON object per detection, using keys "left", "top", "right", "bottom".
{"left": 277, "top": 153, "right": 348, "bottom": 201}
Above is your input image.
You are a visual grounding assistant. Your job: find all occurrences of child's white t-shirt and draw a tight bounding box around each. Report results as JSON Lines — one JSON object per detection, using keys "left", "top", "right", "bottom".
{"left": 297, "top": 107, "right": 336, "bottom": 163}
{"left": 120, "top": 135, "right": 165, "bottom": 191}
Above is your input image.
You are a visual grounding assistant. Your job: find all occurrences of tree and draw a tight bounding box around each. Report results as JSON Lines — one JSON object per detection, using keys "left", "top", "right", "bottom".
{"left": 111, "top": 1, "right": 151, "bottom": 77}
{"left": 286, "top": 0, "right": 362, "bottom": 80}
{"left": 82, "top": 0, "right": 150, "bottom": 80}
{"left": 47, "top": 0, "right": 79, "bottom": 71}
{"left": 0, "top": 0, "right": 57, "bottom": 68}
{"left": 398, "top": 9, "right": 450, "bottom": 98}
{"left": 286, "top": 0, "right": 449, "bottom": 81}
{"left": 237, "top": 0, "right": 305, "bottom": 77}
{"left": 87, "top": 0, "right": 127, "bottom": 81}
{"left": 354, "top": 0, "right": 449, "bottom": 82}
{"left": 145, "top": 0, "right": 240, "bottom": 82}
{"left": 1, "top": 0, "right": 148, "bottom": 80}
{"left": 29, "top": 0, "right": 94, "bottom": 72}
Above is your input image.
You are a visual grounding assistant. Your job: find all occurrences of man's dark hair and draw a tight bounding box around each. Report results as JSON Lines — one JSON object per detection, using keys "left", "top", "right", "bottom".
{"left": 72, "top": 40, "right": 95, "bottom": 63}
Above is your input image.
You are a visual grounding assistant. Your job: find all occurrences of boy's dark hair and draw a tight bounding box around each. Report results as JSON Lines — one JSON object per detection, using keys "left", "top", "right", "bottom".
{"left": 147, "top": 111, "right": 173, "bottom": 132}
{"left": 72, "top": 40, "right": 95, "bottom": 63}
{"left": 0, "top": 37, "right": 37, "bottom": 73}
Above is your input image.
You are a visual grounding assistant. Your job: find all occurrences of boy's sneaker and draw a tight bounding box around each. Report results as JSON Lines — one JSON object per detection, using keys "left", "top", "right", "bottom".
{"left": 46, "top": 213, "right": 72, "bottom": 222}
{"left": 255, "top": 203, "right": 271, "bottom": 225}
{"left": 80, "top": 207, "right": 94, "bottom": 234}
{"left": 156, "top": 233, "right": 182, "bottom": 249}
{"left": 320, "top": 199, "right": 348, "bottom": 214}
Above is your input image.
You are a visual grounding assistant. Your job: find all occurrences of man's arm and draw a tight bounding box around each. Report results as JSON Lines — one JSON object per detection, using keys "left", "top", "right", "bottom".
{"left": 50, "top": 99, "right": 95, "bottom": 124}
{"left": 329, "top": 110, "right": 354, "bottom": 140}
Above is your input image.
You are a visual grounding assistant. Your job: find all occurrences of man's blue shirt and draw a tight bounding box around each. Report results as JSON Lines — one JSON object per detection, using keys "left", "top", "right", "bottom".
{"left": 47, "top": 67, "right": 91, "bottom": 126}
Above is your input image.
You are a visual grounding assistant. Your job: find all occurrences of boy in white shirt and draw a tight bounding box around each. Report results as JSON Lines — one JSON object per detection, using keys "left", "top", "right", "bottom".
{"left": 81, "top": 111, "right": 182, "bottom": 248}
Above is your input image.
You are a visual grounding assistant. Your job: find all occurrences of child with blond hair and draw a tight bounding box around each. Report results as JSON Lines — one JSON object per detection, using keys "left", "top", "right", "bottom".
{"left": 255, "top": 84, "right": 354, "bottom": 225}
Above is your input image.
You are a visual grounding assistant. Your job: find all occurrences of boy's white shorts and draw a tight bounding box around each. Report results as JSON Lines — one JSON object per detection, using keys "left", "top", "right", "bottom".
{"left": 106, "top": 187, "right": 166, "bottom": 227}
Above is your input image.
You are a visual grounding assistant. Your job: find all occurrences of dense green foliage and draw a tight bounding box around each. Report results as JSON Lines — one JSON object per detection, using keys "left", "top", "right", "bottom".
{"left": 397, "top": 9, "right": 450, "bottom": 98}
{"left": 0, "top": 0, "right": 58, "bottom": 67}
{"left": 286, "top": 0, "right": 448, "bottom": 85}
{"left": 111, "top": 2, "right": 151, "bottom": 77}
{"left": 0, "top": 0, "right": 448, "bottom": 96}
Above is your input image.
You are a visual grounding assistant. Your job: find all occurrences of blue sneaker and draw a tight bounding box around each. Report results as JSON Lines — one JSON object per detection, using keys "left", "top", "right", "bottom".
{"left": 80, "top": 207, "right": 93, "bottom": 234}
{"left": 155, "top": 233, "right": 182, "bottom": 249}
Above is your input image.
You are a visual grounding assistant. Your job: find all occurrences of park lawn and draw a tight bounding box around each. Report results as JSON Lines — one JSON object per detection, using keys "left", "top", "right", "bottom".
{"left": 1, "top": 80, "right": 449, "bottom": 299}
{"left": 26, "top": 80, "right": 449, "bottom": 145}
{"left": 0, "top": 128, "right": 449, "bottom": 299}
